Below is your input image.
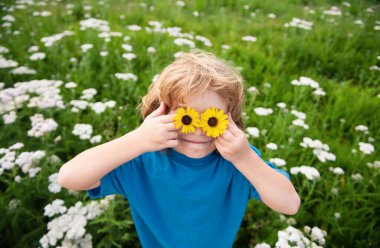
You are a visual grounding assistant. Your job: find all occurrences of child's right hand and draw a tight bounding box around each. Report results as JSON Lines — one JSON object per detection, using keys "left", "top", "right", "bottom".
{"left": 136, "top": 101, "right": 179, "bottom": 152}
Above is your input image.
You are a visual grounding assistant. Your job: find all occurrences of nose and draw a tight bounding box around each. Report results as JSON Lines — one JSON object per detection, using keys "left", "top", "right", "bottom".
{"left": 195, "top": 126, "right": 203, "bottom": 135}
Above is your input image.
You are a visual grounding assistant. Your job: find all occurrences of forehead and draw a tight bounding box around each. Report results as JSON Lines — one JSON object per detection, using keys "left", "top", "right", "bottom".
{"left": 176, "top": 91, "right": 227, "bottom": 112}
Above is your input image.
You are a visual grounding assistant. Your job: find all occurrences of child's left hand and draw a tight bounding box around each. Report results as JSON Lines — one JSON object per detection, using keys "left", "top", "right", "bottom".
{"left": 215, "top": 112, "right": 252, "bottom": 165}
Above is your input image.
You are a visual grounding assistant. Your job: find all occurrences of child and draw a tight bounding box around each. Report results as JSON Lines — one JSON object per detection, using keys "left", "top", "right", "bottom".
{"left": 58, "top": 49, "right": 300, "bottom": 248}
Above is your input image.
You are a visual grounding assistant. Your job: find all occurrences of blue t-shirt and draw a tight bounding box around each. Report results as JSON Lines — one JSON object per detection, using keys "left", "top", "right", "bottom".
{"left": 87, "top": 144, "right": 291, "bottom": 248}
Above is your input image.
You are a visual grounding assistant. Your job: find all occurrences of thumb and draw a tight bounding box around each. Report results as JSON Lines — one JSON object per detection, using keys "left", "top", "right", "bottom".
{"left": 147, "top": 101, "right": 166, "bottom": 118}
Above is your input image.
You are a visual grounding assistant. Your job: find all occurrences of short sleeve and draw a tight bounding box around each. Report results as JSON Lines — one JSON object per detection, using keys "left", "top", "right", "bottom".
{"left": 87, "top": 157, "right": 139, "bottom": 199}
{"left": 248, "top": 144, "right": 291, "bottom": 201}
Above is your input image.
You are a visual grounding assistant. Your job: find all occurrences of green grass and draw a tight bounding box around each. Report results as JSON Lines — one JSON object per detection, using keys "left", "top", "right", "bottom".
{"left": 0, "top": 0, "right": 379, "bottom": 247}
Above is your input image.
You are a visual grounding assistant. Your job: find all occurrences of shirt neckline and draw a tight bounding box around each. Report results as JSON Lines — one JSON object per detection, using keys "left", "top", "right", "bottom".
{"left": 167, "top": 147, "right": 219, "bottom": 167}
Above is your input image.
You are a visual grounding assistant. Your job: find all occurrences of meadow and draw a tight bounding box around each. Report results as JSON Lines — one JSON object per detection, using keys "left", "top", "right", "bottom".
{"left": 0, "top": 0, "right": 379, "bottom": 247}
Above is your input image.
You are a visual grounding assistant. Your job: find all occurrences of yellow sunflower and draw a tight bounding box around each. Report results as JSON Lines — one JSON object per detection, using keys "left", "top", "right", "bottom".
{"left": 199, "top": 107, "right": 229, "bottom": 138}
{"left": 173, "top": 107, "right": 200, "bottom": 134}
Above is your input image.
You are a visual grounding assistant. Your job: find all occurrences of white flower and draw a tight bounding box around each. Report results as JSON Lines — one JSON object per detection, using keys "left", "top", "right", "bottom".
{"left": 72, "top": 124, "right": 93, "bottom": 140}
{"left": 100, "top": 51, "right": 108, "bottom": 56}
{"left": 358, "top": 142, "right": 375, "bottom": 154}
{"left": 246, "top": 127, "right": 260, "bottom": 137}
{"left": 30, "top": 52, "right": 46, "bottom": 60}
{"left": 284, "top": 17, "right": 313, "bottom": 30}
{"left": 147, "top": 47, "right": 156, "bottom": 53}
{"left": 115, "top": 72, "right": 138, "bottom": 81}
{"left": 65, "top": 82, "right": 77, "bottom": 88}
{"left": 11, "top": 66, "right": 37, "bottom": 75}
{"left": 254, "top": 107, "right": 273, "bottom": 116}
{"left": 277, "top": 102, "right": 286, "bottom": 109}
{"left": 80, "top": 44, "right": 93, "bottom": 53}
{"left": 44, "top": 199, "right": 67, "bottom": 217}
{"left": 90, "top": 135, "right": 102, "bottom": 144}
{"left": 121, "top": 44, "right": 133, "bottom": 51}
{"left": 355, "top": 125, "right": 368, "bottom": 132}
{"left": 242, "top": 35, "right": 257, "bottom": 42}
{"left": 27, "top": 113, "right": 58, "bottom": 138}
{"left": 48, "top": 173, "right": 62, "bottom": 193}
{"left": 122, "top": 53, "right": 137, "bottom": 60}
{"left": 328, "top": 167, "right": 345, "bottom": 175}
{"left": 3, "top": 111, "right": 17, "bottom": 124}
{"left": 290, "top": 165, "right": 320, "bottom": 180}
{"left": 173, "top": 38, "right": 195, "bottom": 48}
{"left": 269, "top": 158, "right": 286, "bottom": 166}
{"left": 128, "top": 24, "right": 142, "bottom": 31}
{"left": 266, "top": 143, "right": 278, "bottom": 150}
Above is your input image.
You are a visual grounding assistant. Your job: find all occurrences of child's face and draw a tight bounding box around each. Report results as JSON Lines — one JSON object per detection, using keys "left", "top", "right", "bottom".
{"left": 167, "top": 90, "right": 228, "bottom": 158}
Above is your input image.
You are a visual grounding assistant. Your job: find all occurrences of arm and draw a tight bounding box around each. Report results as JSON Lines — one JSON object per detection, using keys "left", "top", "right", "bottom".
{"left": 58, "top": 129, "right": 145, "bottom": 190}
{"left": 234, "top": 150, "right": 301, "bottom": 215}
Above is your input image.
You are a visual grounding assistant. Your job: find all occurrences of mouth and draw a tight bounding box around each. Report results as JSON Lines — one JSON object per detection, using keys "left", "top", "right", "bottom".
{"left": 181, "top": 138, "right": 210, "bottom": 144}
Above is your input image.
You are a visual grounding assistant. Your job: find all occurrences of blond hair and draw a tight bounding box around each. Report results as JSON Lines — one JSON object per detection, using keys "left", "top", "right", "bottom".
{"left": 136, "top": 49, "right": 246, "bottom": 131}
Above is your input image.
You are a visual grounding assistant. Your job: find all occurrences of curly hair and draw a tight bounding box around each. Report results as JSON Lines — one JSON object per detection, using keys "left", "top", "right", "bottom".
{"left": 136, "top": 48, "right": 246, "bottom": 131}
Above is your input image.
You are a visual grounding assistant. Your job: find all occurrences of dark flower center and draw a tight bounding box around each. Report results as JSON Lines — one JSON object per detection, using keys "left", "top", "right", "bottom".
{"left": 182, "top": 115, "right": 192, "bottom": 125}
{"left": 208, "top": 117, "right": 218, "bottom": 127}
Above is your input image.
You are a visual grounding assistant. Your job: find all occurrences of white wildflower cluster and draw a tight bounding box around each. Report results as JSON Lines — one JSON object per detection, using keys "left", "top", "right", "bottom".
{"left": 48, "top": 173, "right": 62, "bottom": 193}
{"left": 291, "top": 109, "right": 309, "bottom": 129}
{"left": 269, "top": 158, "right": 286, "bottom": 167}
{"left": 290, "top": 165, "right": 320, "bottom": 180}
{"left": 69, "top": 99, "right": 115, "bottom": 114}
{"left": 147, "top": 46, "right": 157, "bottom": 53}
{"left": 247, "top": 86, "right": 259, "bottom": 94}
{"left": 351, "top": 173, "right": 363, "bottom": 182}
{"left": 80, "top": 88, "right": 97, "bottom": 100}
{"left": 174, "top": 37, "right": 195, "bottom": 48}
{"left": 27, "top": 113, "right": 58, "bottom": 138}
{"left": 79, "top": 18, "right": 110, "bottom": 32}
{"left": 10, "top": 66, "right": 37, "bottom": 75}
{"left": 115, "top": 72, "right": 138, "bottom": 81}
{"left": 300, "top": 137, "right": 336, "bottom": 162}
{"left": 2, "top": 110, "right": 16, "bottom": 124}
{"left": 80, "top": 43, "right": 93, "bottom": 53}
{"left": 354, "top": 125, "right": 369, "bottom": 134}
{"left": 122, "top": 52, "right": 137, "bottom": 60}
{"left": 275, "top": 225, "right": 326, "bottom": 247}
{"left": 254, "top": 107, "right": 273, "bottom": 116}
{"left": 40, "top": 30, "right": 74, "bottom": 47}
{"left": 0, "top": 57, "right": 18, "bottom": 68}
{"left": 2, "top": 14, "right": 15, "bottom": 28}
{"left": 40, "top": 197, "right": 114, "bottom": 248}
{"left": 0, "top": 79, "right": 66, "bottom": 118}
{"left": 246, "top": 127, "right": 260, "bottom": 137}
{"left": 242, "top": 35, "right": 257, "bottom": 42}
{"left": 291, "top": 76, "right": 326, "bottom": 96}
{"left": 128, "top": 24, "right": 142, "bottom": 31}
{"left": 266, "top": 143, "right": 278, "bottom": 150}
{"left": 323, "top": 6, "right": 342, "bottom": 16}
{"left": 374, "top": 21, "right": 380, "bottom": 31}
{"left": 328, "top": 166, "right": 345, "bottom": 175}
{"left": 30, "top": 52, "right": 46, "bottom": 61}
{"left": 358, "top": 142, "right": 375, "bottom": 154}
{"left": 284, "top": 17, "right": 313, "bottom": 30}
{"left": 0, "top": 142, "right": 46, "bottom": 179}
{"left": 367, "top": 161, "right": 380, "bottom": 170}
{"left": 195, "top": 35, "right": 212, "bottom": 47}
{"left": 32, "top": 11, "right": 51, "bottom": 16}
{"left": 72, "top": 123, "right": 93, "bottom": 140}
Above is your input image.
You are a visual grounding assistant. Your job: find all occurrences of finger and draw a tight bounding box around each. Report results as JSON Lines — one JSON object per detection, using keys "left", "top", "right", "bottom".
{"left": 159, "top": 113, "right": 177, "bottom": 123}
{"left": 221, "top": 129, "right": 234, "bottom": 140}
{"left": 164, "top": 122, "right": 179, "bottom": 131}
{"left": 166, "top": 130, "right": 179, "bottom": 140}
{"left": 216, "top": 135, "right": 228, "bottom": 146}
{"left": 147, "top": 101, "right": 166, "bottom": 118}
{"left": 227, "top": 112, "right": 239, "bottom": 136}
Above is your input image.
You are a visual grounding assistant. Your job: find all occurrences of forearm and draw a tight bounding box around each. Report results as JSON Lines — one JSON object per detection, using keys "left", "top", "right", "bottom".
{"left": 233, "top": 150, "right": 300, "bottom": 215}
{"left": 58, "top": 129, "right": 145, "bottom": 190}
